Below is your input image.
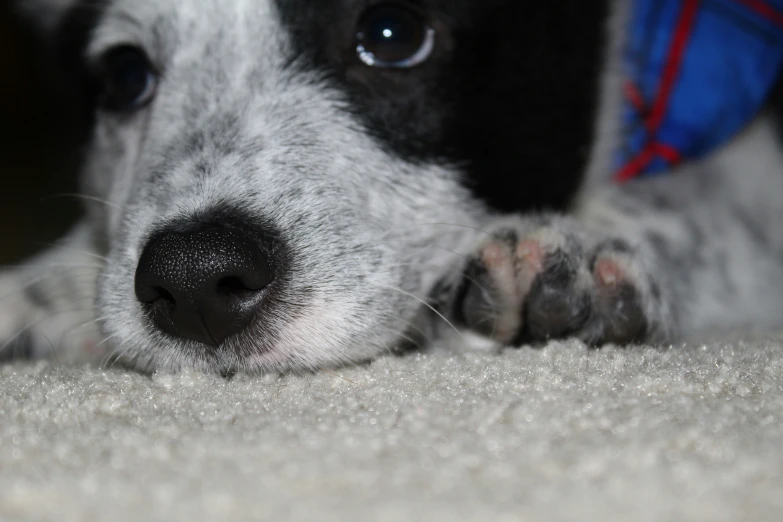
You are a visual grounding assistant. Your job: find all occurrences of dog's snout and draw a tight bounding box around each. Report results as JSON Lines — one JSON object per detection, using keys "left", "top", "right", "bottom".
{"left": 134, "top": 223, "right": 275, "bottom": 347}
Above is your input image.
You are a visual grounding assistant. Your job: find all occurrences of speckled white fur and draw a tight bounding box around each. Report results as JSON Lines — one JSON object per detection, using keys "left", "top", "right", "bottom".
{"left": 4, "top": 0, "right": 783, "bottom": 373}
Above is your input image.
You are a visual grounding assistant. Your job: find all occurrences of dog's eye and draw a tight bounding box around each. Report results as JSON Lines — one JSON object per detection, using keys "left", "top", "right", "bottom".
{"left": 96, "top": 46, "right": 157, "bottom": 112}
{"left": 355, "top": 2, "right": 435, "bottom": 68}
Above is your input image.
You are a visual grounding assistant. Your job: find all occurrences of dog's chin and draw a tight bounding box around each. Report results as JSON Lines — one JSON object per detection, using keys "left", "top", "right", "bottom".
{"left": 97, "top": 280, "right": 418, "bottom": 375}
{"left": 107, "top": 322, "right": 402, "bottom": 376}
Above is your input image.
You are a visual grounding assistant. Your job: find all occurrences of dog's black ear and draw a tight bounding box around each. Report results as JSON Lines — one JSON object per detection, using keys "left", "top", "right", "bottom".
{"left": 10, "top": 0, "right": 92, "bottom": 77}
{"left": 12, "top": 0, "right": 105, "bottom": 72}
{"left": 1, "top": 0, "right": 95, "bottom": 260}
{"left": 6, "top": 0, "right": 107, "bottom": 184}
{"left": 13, "top": 0, "right": 82, "bottom": 32}
{"left": 13, "top": 0, "right": 108, "bottom": 130}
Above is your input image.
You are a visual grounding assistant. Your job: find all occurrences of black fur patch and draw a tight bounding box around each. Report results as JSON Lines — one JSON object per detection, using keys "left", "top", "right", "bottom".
{"left": 53, "top": 0, "right": 111, "bottom": 141}
{"left": 276, "top": 0, "right": 611, "bottom": 213}
{"left": 768, "top": 69, "right": 783, "bottom": 139}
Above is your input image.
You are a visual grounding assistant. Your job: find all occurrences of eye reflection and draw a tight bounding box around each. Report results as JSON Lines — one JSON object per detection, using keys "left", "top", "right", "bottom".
{"left": 355, "top": 3, "right": 436, "bottom": 69}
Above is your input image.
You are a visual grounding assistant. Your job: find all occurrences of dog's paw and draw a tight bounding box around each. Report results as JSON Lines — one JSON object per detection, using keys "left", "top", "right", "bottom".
{"left": 0, "top": 276, "right": 36, "bottom": 361}
{"left": 0, "top": 272, "right": 44, "bottom": 361}
{"left": 450, "top": 221, "right": 669, "bottom": 346}
{"left": 0, "top": 270, "right": 101, "bottom": 363}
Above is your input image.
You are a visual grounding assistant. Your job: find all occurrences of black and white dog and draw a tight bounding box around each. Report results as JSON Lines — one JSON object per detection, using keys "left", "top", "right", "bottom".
{"left": 3, "top": 0, "right": 783, "bottom": 373}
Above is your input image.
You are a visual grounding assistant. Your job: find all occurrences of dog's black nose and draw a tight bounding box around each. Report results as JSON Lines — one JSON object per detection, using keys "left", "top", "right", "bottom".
{"left": 134, "top": 224, "right": 274, "bottom": 347}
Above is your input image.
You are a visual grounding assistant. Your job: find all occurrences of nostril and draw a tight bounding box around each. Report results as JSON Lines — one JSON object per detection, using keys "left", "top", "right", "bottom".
{"left": 154, "top": 286, "right": 176, "bottom": 304}
{"left": 136, "top": 281, "right": 175, "bottom": 305}
{"left": 216, "top": 276, "right": 254, "bottom": 296}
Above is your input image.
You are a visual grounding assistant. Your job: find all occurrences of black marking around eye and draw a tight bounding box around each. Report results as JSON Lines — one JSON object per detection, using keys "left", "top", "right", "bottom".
{"left": 275, "top": 0, "right": 610, "bottom": 214}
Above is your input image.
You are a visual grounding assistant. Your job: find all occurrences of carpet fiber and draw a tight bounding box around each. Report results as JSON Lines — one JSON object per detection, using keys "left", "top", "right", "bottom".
{"left": 2, "top": 339, "right": 783, "bottom": 521}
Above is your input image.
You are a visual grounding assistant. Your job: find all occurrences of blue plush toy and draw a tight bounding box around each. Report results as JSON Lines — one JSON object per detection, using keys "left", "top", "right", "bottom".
{"left": 617, "top": 0, "right": 783, "bottom": 181}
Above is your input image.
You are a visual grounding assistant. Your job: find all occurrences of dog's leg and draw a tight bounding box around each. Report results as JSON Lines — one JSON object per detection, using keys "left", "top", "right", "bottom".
{"left": 0, "top": 221, "right": 104, "bottom": 363}
{"left": 437, "top": 116, "right": 783, "bottom": 347}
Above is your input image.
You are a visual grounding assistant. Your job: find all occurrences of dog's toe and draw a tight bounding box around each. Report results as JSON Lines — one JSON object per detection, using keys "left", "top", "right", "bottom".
{"left": 525, "top": 247, "right": 591, "bottom": 342}
{"left": 451, "top": 223, "right": 664, "bottom": 347}
{"left": 589, "top": 252, "right": 648, "bottom": 344}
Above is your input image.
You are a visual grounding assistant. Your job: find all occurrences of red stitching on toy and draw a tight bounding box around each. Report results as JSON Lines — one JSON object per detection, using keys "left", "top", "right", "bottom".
{"left": 653, "top": 142, "right": 682, "bottom": 164}
{"left": 615, "top": 142, "right": 682, "bottom": 182}
{"left": 615, "top": 145, "right": 656, "bottom": 182}
{"left": 616, "top": 0, "right": 700, "bottom": 181}
{"left": 647, "top": 0, "right": 701, "bottom": 132}
{"left": 734, "top": 0, "right": 783, "bottom": 28}
{"left": 624, "top": 81, "right": 647, "bottom": 113}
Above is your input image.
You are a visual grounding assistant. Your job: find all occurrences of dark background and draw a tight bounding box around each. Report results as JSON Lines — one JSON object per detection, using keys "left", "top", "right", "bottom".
{"left": 0, "top": 4, "right": 82, "bottom": 265}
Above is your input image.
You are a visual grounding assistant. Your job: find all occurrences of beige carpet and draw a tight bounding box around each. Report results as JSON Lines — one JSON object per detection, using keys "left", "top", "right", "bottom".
{"left": 1, "top": 339, "right": 783, "bottom": 521}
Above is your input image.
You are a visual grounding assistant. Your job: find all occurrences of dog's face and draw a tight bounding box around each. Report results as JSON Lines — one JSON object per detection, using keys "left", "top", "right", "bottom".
{"left": 24, "top": 0, "right": 609, "bottom": 373}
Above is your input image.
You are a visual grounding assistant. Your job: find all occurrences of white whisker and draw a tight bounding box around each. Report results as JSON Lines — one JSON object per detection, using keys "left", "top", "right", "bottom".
{"left": 41, "top": 192, "right": 124, "bottom": 211}
{"left": 368, "top": 282, "right": 468, "bottom": 350}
